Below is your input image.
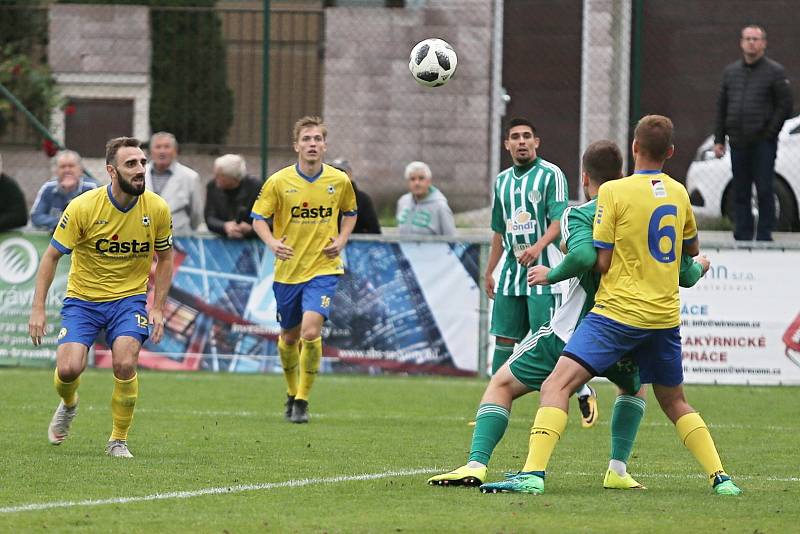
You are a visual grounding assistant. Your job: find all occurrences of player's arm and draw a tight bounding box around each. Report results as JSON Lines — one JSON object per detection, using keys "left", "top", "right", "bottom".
{"left": 592, "top": 183, "right": 616, "bottom": 274}
{"left": 679, "top": 253, "right": 710, "bottom": 288}
{"left": 324, "top": 213, "right": 356, "bottom": 258}
{"left": 484, "top": 232, "right": 504, "bottom": 299}
{"left": 529, "top": 241, "right": 596, "bottom": 286}
{"left": 29, "top": 245, "right": 64, "bottom": 346}
{"left": 149, "top": 247, "right": 174, "bottom": 344}
{"left": 595, "top": 248, "right": 612, "bottom": 273}
{"left": 518, "top": 219, "right": 560, "bottom": 267}
{"left": 253, "top": 218, "right": 293, "bottom": 260}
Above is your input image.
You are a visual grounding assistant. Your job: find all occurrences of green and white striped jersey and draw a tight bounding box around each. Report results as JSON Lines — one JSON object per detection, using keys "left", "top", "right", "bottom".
{"left": 550, "top": 199, "right": 600, "bottom": 342}
{"left": 490, "top": 157, "right": 568, "bottom": 296}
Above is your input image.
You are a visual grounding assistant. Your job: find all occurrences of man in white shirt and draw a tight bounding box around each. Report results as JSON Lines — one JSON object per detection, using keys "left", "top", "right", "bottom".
{"left": 145, "top": 131, "right": 204, "bottom": 234}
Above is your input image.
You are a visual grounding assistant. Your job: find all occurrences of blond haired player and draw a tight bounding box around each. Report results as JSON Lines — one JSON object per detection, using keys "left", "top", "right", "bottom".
{"left": 252, "top": 116, "right": 357, "bottom": 423}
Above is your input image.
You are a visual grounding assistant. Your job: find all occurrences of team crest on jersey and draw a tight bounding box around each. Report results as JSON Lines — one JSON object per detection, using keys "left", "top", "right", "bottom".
{"left": 327, "top": 185, "right": 335, "bottom": 195}
{"left": 58, "top": 327, "right": 67, "bottom": 340}
{"left": 142, "top": 215, "right": 150, "bottom": 227}
{"left": 506, "top": 207, "right": 536, "bottom": 234}
{"left": 651, "top": 180, "right": 667, "bottom": 198}
{"left": 528, "top": 190, "right": 542, "bottom": 204}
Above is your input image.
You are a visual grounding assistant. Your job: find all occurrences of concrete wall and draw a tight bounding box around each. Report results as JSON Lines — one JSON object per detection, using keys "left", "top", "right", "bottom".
{"left": 322, "top": 1, "right": 495, "bottom": 213}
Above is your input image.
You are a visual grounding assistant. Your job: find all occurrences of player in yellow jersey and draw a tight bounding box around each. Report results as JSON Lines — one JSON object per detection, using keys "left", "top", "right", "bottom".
{"left": 519, "top": 116, "right": 742, "bottom": 495}
{"left": 28, "top": 137, "right": 174, "bottom": 458}
{"left": 251, "top": 116, "right": 357, "bottom": 423}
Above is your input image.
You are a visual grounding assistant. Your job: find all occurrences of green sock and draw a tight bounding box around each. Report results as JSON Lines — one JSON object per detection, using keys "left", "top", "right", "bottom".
{"left": 610, "top": 395, "right": 646, "bottom": 463}
{"left": 467, "top": 403, "right": 510, "bottom": 465}
{"left": 491, "top": 341, "right": 515, "bottom": 374}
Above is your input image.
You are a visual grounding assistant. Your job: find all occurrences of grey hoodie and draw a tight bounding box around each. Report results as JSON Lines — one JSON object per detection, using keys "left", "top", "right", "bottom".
{"left": 396, "top": 186, "right": 456, "bottom": 236}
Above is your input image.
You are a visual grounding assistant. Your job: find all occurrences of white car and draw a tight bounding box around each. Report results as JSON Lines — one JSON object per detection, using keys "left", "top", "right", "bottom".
{"left": 685, "top": 114, "right": 800, "bottom": 231}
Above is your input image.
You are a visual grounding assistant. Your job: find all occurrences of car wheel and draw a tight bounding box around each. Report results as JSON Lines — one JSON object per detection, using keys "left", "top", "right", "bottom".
{"left": 722, "top": 176, "right": 798, "bottom": 232}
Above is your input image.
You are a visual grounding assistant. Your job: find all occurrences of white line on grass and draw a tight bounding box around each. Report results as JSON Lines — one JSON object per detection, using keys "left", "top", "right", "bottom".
{"left": 0, "top": 468, "right": 439, "bottom": 515}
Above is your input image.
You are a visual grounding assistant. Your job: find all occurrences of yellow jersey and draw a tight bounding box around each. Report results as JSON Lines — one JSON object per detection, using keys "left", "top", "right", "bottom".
{"left": 51, "top": 185, "right": 173, "bottom": 302}
{"left": 251, "top": 163, "right": 357, "bottom": 284}
{"left": 592, "top": 171, "right": 697, "bottom": 328}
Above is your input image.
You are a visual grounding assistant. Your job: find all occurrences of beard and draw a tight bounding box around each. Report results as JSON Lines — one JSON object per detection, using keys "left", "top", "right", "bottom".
{"left": 118, "top": 171, "right": 146, "bottom": 196}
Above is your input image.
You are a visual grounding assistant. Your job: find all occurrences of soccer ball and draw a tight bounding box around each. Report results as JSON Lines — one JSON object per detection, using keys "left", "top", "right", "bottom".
{"left": 408, "top": 38, "right": 458, "bottom": 88}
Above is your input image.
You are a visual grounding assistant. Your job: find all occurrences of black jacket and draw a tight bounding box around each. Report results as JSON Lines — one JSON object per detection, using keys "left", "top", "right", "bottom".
{"left": 0, "top": 173, "right": 28, "bottom": 231}
{"left": 352, "top": 184, "right": 381, "bottom": 234}
{"left": 204, "top": 175, "right": 263, "bottom": 237}
{"left": 714, "top": 55, "right": 793, "bottom": 148}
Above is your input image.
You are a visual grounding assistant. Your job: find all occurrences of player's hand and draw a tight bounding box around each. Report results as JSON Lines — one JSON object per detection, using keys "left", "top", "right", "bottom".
{"left": 270, "top": 236, "right": 294, "bottom": 260}
{"left": 484, "top": 272, "right": 496, "bottom": 300}
{"left": 148, "top": 308, "right": 165, "bottom": 344}
{"left": 528, "top": 265, "right": 551, "bottom": 286}
{"left": 695, "top": 254, "right": 711, "bottom": 276}
{"left": 237, "top": 221, "right": 253, "bottom": 235}
{"left": 517, "top": 245, "right": 541, "bottom": 267}
{"left": 323, "top": 237, "right": 344, "bottom": 258}
{"left": 29, "top": 307, "right": 47, "bottom": 346}
{"left": 713, "top": 143, "right": 725, "bottom": 158}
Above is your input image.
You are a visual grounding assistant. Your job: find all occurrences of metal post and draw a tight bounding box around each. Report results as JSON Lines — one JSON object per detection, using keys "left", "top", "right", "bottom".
{"left": 260, "top": 0, "right": 270, "bottom": 181}
{"left": 477, "top": 242, "right": 490, "bottom": 377}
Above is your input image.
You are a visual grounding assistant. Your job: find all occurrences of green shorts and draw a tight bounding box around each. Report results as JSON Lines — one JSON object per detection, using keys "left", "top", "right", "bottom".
{"left": 490, "top": 293, "right": 560, "bottom": 341}
{"left": 508, "top": 325, "right": 641, "bottom": 395}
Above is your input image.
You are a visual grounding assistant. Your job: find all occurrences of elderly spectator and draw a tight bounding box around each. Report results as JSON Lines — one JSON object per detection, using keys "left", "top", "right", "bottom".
{"left": 205, "top": 154, "right": 263, "bottom": 239}
{"left": 30, "top": 150, "right": 98, "bottom": 232}
{"left": 145, "top": 132, "right": 204, "bottom": 234}
{"left": 396, "top": 161, "right": 456, "bottom": 236}
{"left": 329, "top": 158, "right": 381, "bottom": 234}
{"left": 0, "top": 153, "right": 28, "bottom": 231}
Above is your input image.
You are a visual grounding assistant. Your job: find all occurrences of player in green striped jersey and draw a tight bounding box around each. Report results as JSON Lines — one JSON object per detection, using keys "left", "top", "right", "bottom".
{"left": 485, "top": 118, "right": 598, "bottom": 425}
{"left": 429, "top": 140, "right": 710, "bottom": 491}
{"left": 485, "top": 118, "right": 568, "bottom": 374}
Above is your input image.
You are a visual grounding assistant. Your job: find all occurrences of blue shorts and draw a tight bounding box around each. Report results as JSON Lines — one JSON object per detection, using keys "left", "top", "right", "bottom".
{"left": 59, "top": 295, "right": 150, "bottom": 348}
{"left": 273, "top": 275, "right": 340, "bottom": 330}
{"left": 563, "top": 312, "right": 683, "bottom": 386}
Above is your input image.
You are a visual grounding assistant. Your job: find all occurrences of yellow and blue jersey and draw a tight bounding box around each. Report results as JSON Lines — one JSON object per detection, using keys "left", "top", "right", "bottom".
{"left": 592, "top": 171, "right": 697, "bottom": 328}
{"left": 251, "top": 163, "right": 357, "bottom": 284}
{"left": 51, "top": 185, "right": 173, "bottom": 302}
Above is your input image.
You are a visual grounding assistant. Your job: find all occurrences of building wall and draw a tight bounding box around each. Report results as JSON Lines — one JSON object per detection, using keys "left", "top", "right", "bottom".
{"left": 322, "top": 1, "right": 495, "bottom": 213}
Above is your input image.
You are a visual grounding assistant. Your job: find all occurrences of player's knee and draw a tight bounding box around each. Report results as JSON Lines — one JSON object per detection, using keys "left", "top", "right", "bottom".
{"left": 300, "top": 325, "right": 322, "bottom": 340}
{"left": 112, "top": 361, "right": 137, "bottom": 380}
{"left": 57, "top": 364, "right": 83, "bottom": 383}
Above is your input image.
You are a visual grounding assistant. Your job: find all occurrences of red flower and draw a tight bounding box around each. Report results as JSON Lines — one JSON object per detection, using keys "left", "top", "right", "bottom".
{"left": 64, "top": 104, "right": 76, "bottom": 116}
{"left": 11, "top": 64, "right": 21, "bottom": 76}
{"left": 42, "top": 139, "right": 58, "bottom": 157}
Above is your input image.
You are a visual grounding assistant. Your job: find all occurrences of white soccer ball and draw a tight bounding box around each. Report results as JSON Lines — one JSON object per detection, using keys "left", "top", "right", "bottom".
{"left": 408, "top": 38, "right": 458, "bottom": 88}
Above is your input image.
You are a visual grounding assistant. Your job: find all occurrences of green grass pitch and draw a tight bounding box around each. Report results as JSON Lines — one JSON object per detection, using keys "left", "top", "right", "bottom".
{"left": 1, "top": 368, "right": 798, "bottom": 532}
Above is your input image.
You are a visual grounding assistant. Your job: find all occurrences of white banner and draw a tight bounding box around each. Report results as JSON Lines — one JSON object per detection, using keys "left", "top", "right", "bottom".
{"left": 679, "top": 250, "right": 800, "bottom": 385}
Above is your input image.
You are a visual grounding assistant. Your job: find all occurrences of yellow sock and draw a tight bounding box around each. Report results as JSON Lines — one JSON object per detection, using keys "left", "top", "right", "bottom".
{"left": 296, "top": 336, "right": 322, "bottom": 402}
{"left": 676, "top": 412, "right": 725, "bottom": 481}
{"left": 54, "top": 368, "right": 80, "bottom": 407}
{"left": 110, "top": 374, "right": 139, "bottom": 441}
{"left": 278, "top": 337, "right": 300, "bottom": 397}
{"left": 522, "top": 407, "right": 568, "bottom": 472}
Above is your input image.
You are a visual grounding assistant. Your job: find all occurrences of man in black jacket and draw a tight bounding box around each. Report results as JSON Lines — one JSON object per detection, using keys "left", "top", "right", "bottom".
{"left": 330, "top": 158, "right": 381, "bottom": 234}
{"left": 0, "top": 153, "right": 28, "bottom": 231}
{"left": 714, "top": 24, "right": 793, "bottom": 241}
{"left": 205, "top": 154, "right": 263, "bottom": 239}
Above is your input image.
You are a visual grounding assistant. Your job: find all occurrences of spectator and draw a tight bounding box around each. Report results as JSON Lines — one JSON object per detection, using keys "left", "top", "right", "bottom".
{"left": 145, "top": 132, "right": 204, "bottom": 234}
{"left": 330, "top": 158, "right": 381, "bottom": 234}
{"left": 714, "top": 24, "right": 793, "bottom": 241}
{"left": 0, "top": 153, "right": 28, "bottom": 231}
{"left": 205, "top": 154, "right": 263, "bottom": 239}
{"left": 30, "top": 150, "right": 97, "bottom": 232}
{"left": 396, "top": 161, "right": 456, "bottom": 236}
